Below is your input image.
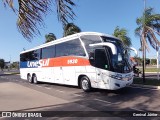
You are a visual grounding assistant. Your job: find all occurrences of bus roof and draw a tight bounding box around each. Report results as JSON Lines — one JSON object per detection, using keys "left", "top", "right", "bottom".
{"left": 20, "top": 32, "right": 119, "bottom": 54}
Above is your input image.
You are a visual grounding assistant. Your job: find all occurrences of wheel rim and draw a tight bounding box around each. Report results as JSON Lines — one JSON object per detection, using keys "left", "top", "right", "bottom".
{"left": 33, "top": 76, "right": 37, "bottom": 83}
{"left": 28, "top": 75, "right": 32, "bottom": 83}
{"left": 82, "top": 79, "right": 89, "bottom": 90}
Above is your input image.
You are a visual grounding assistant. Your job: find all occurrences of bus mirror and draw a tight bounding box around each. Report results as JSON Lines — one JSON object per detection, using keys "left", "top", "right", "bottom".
{"left": 89, "top": 52, "right": 94, "bottom": 60}
{"left": 126, "top": 47, "right": 138, "bottom": 56}
{"left": 123, "top": 49, "right": 128, "bottom": 55}
{"left": 89, "top": 43, "right": 117, "bottom": 55}
{"left": 89, "top": 52, "right": 95, "bottom": 66}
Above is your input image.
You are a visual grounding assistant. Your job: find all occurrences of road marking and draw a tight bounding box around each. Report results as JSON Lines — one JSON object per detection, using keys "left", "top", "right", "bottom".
{"left": 157, "top": 86, "right": 160, "bottom": 90}
{"left": 74, "top": 94, "right": 84, "bottom": 97}
{"left": 36, "top": 85, "right": 42, "bottom": 88}
{"left": 94, "top": 98, "right": 112, "bottom": 104}
{"left": 130, "top": 107, "right": 144, "bottom": 112}
{"left": 56, "top": 90, "right": 64, "bottom": 93}
{"left": 129, "top": 86, "right": 157, "bottom": 90}
{"left": 45, "top": 87, "right": 51, "bottom": 90}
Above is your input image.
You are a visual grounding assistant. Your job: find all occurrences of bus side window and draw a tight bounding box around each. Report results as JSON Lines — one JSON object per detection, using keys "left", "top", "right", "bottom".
{"left": 89, "top": 52, "right": 95, "bottom": 66}
{"left": 94, "top": 49, "right": 109, "bottom": 70}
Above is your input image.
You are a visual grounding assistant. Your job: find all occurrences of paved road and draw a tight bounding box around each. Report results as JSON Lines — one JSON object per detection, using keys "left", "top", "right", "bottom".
{"left": 145, "top": 73, "right": 160, "bottom": 79}
{"left": 0, "top": 74, "right": 160, "bottom": 120}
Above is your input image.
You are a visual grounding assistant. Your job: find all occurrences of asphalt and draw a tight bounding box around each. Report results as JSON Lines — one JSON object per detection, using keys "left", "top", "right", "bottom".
{"left": 0, "top": 82, "right": 69, "bottom": 111}
{"left": 1, "top": 74, "right": 160, "bottom": 120}
{"left": 0, "top": 71, "right": 160, "bottom": 111}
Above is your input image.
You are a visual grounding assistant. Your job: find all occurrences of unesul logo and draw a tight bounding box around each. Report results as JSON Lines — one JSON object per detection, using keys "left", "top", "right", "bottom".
{"left": 27, "top": 59, "right": 50, "bottom": 68}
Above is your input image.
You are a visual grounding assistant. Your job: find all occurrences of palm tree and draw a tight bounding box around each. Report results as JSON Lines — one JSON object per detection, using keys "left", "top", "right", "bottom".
{"left": 113, "top": 26, "right": 132, "bottom": 47}
{"left": 63, "top": 23, "right": 81, "bottom": 37}
{"left": 45, "top": 33, "right": 57, "bottom": 43}
{"left": 135, "top": 7, "right": 160, "bottom": 82}
{"left": 135, "top": 7, "right": 160, "bottom": 51}
{"left": 138, "top": 47, "right": 142, "bottom": 58}
{"left": 2, "top": 0, "right": 76, "bottom": 40}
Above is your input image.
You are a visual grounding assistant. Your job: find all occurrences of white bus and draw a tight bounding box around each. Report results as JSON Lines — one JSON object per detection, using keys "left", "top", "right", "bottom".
{"left": 20, "top": 32, "right": 135, "bottom": 92}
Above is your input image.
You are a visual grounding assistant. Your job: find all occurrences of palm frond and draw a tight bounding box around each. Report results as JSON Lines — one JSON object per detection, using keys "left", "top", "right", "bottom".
{"left": 146, "top": 26, "right": 160, "bottom": 46}
{"left": 113, "top": 26, "right": 132, "bottom": 47}
{"left": 63, "top": 23, "right": 81, "bottom": 36}
{"left": 141, "top": 31, "right": 150, "bottom": 51}
{"left": 150, "top": 14, "right": 160, "bottom": 21}
{"left": 136, "top": 17, "right": 143, "bottom": 25}
{"left": 147, "top": 34, "right": 157, "bottom": 50}
{"left": 2, "top": 0, "right": 16, "bottom": 12}
{"left": 146, "top": 26, "right": 160, "bottom": 37}
{"left": 55, "top": 0, "right": 76, "bottom": 26}
{"left": 136, "top": 7, "right": 160, "bottom": 52}
{"left": 17, "top": 0, "right": 51, "bottom": 40}
{"left": 135, "top": 27, "right": 142, "bottom": 37}
{"left": 145, "top": 7, "right": 153, "bottom": 16}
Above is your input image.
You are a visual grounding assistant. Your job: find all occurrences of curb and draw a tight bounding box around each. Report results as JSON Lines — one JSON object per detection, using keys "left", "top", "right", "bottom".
{"left": 3, "top": 72, "right": 20, "bottom": 75}
{"left": 131, "top": 84, "right": 160, "bottom": 90}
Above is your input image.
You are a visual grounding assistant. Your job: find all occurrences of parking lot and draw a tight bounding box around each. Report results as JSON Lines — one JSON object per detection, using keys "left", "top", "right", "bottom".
{"left": 0, "top": 73, "right": 160, "bottom": 119}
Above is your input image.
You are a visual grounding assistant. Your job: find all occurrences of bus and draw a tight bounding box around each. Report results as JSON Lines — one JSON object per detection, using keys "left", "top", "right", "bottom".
{"left": 20, "top": 32, "right": 135, "bottom": 92}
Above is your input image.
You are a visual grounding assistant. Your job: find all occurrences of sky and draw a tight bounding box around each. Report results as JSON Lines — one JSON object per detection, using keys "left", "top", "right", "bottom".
{"left": 0, "top": 0, "right": 160, "bottom": 62}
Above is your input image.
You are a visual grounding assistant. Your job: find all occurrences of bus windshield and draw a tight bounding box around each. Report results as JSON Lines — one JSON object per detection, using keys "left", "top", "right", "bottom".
{"left": 101, "top": 36, "right": 132, "bottom": 73}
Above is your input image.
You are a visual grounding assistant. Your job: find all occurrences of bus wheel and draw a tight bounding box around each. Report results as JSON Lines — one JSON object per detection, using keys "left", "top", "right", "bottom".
{"left": 80, "top": 76, "right": 91, "bottom": 92}
{"left": 33, "top": 75, "right": 38, "bottom": 84}
{"left": 27, "top": 74, "right": 32, "bottom": 83}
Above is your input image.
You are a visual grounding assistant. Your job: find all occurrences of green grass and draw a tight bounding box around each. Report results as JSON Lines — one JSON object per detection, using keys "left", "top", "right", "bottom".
{"left": 138, "top": 68, "right": 158, "bottom": 72}
{"left": 133, "top": 77, "right": 160, "bottom": 86}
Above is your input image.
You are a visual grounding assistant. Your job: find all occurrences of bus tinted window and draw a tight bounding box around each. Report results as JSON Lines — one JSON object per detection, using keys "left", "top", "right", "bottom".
{"left": 95, "top": 49, "right": 109, "bottom": 70}
{"left": 20, "top": 49, "right": 40, "bottom": 61}
{"left": 20, "top": 53, "right": 27, "bottom": 61}
{"left": 55, "top": 39, "right": 86, "bottom": 57}
{"left": 42, "top": 45, "right": 55, "bottom": 59}
{"left": 80, "top": 35, "right": 102, "bottom": 53}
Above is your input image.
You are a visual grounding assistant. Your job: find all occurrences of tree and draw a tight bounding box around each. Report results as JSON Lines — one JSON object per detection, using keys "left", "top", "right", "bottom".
{"left": 3, "top": 0, "right": 76, "bottom": 40}
{"left": 63, "top": 23, "right": 81, "bottom": 37}
{"left": 45, "top": 33, "right": 57, "bottom": 43}
{"left": 151, "top": 59, "right": 157, "bottom": 65}
{"left": 135, "top": 7, "right": 160, "bottom": 51}
{"left": 138, "top": 47, "right": 142, "bottom": 57}
{"left": 113, "top": 26, "right": 132, "bottom": 47}
{"left": 0, "top": 59, "right": 5, "bottom": 71}
{"left": 11, "top": 62, "right": 19, "bottom": 70}
{"left": 135, "top": 7, "right": 160, "bottom": 82}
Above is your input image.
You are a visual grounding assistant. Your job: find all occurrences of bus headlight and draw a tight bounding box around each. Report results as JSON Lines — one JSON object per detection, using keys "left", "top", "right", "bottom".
{"left": 109, "top": 74, "right": 132, "bottom": 81}
{"left": 122, "top": 77, "right": 132, "bottom": 81}
{"left": 109, "top": 75, "right": 122, "bottom": 80}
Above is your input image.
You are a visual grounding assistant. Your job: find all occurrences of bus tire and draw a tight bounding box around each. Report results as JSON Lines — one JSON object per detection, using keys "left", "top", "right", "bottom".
{"left": 33, "top": 74, "right": 38, "bottom": 84}
{"left": 80, "top": 76, "right": 91, "bottom": 92}
{"left": 27, "top": 74, "right": 32, "bottom": 83}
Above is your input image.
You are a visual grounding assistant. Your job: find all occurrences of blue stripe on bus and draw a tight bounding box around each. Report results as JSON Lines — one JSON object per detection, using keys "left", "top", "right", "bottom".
{"left": 20, "top": 59, "right": 50, "bottom": 68}
{"left": 20, "top": 61, "right": 39, "bottom": 68}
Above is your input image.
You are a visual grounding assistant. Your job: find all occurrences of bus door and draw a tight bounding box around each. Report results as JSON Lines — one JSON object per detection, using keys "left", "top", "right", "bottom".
{"left": 89, "top": 43, "right": 117, "bottom": 88}
{"left": 63, "top": 66, "right": 76, "bottom": 85}
{"left": 54, "top": 61, "right": 64, "bottom": 84}
{"left": 93, "top": 49, "right": 110, "bottom": 87}
{"left": 62, "top": 57, "right": 77, "bottom": 85}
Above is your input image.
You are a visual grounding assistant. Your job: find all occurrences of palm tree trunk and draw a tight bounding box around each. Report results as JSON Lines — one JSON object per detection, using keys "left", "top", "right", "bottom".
{"left": 142, "top": 0, "right": 146, "bottom": 83}
{"left": 142, "top": 42, "right": 146, "bottom": 83}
